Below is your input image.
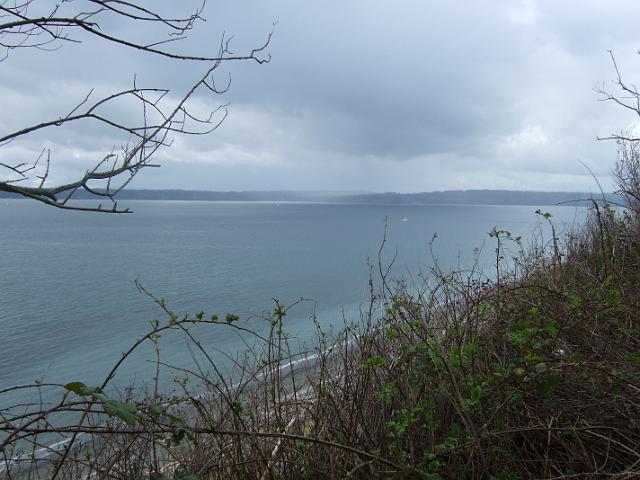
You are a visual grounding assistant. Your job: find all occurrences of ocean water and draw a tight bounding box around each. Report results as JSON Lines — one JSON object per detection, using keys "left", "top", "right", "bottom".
{"left": 0, "top": 200, "right": 586, "bottom": 407}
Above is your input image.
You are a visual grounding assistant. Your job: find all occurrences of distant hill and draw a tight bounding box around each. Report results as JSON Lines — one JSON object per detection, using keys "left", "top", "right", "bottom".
{"left": 0, "top": 189, "right": 361, "bottom": 203}
{"left": 0, "top": 188, "right": 621, "bottom": 207}
{"left": 333, "top": 189, "right": 620, "bottom": 206}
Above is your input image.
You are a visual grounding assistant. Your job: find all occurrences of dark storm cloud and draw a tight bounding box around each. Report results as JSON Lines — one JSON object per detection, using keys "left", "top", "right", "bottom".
{"left": 2, "top": 0, "right": 640, "bottom": 192}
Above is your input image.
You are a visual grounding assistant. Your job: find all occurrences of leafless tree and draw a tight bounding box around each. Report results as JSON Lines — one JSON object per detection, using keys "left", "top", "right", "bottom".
{"left": 0, "top": 0, "right": 272, "bottom": 212}
{"left": 597, "top": 50, "right": 640, "bottom": 209}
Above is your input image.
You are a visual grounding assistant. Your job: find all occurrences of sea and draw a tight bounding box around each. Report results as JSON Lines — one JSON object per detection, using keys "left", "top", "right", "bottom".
{"left": 0, "top": 200, "right": 587, "bottom": 413}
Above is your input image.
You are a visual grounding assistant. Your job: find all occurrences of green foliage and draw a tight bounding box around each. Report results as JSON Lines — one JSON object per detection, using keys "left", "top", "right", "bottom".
{"left": 102, "top": 400, "right": 138, "bottom": 426}
{"left": 64, "top": 382, "right": 102, "bottom": 397}
{"left": 361, "top": 355, "right": 388, "bottom": 368}
{"left": 375, "top": 382, "right": 397, "bottom": 405}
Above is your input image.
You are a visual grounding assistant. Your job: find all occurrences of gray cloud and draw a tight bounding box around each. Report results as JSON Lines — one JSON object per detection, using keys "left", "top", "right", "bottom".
{"left": 2, "top": 0, "right": 640, "bottom": 193}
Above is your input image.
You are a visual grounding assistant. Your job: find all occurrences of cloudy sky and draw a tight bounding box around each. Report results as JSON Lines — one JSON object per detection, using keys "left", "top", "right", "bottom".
{"left": 2, "top": 0, "right": 640, "bottom": 193}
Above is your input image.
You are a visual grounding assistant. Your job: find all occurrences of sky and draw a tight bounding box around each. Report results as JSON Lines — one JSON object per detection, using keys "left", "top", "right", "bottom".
{"left": 2, "top": 0, "right": 640, "bottom": 193}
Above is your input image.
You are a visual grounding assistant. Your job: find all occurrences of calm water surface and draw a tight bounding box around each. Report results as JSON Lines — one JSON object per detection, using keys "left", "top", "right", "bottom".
{"left": 0, "top": 200, "right": 586, "bottom": 404}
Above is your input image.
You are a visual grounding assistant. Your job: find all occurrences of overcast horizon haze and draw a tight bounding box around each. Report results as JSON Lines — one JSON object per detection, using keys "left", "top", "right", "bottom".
{"left": 3, "top": 1, "right": 640, "bottom": 194}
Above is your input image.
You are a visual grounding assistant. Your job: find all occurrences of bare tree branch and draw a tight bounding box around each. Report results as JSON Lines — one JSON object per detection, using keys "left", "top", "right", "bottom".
{"left": 596, "top": 51, "right": 640, "bottom": 210}
{"left": 0, "top": 0, "right": 273, "bottom": 212}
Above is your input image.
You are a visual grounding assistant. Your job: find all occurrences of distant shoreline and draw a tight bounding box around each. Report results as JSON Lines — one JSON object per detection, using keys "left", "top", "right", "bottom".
{"left": 0, "top": 189, "right": 621, "bottom": 207}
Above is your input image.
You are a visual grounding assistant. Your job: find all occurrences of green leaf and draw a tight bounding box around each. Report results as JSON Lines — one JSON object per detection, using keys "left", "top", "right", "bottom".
{"left": 103, "top": 400, "right": 138, "bottom": 426}
{"left": 171, "top": 427, "right": 186, "bottom": 444}
{"left": 535, "top": 362, "right": 547, "bottom": 374}
{"left": 64, "top": 382, "right": 101, "bottom": 397}
{"left": 567, "top": 294, "right": 583, "bottom": 310}
{"left": 361, "top": 355, "right": 387, "bottom": 368}
{"left": 148, "top": 403, "right": 163, "bottom": 418}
